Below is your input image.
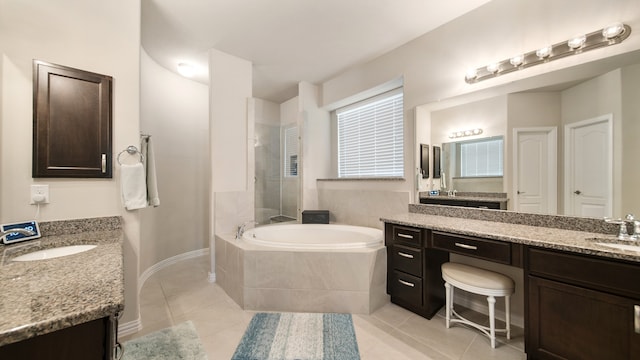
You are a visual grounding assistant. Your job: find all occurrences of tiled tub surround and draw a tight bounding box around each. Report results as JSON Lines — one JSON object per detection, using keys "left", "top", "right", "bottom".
{"left": 387, "top": 205, "right": 638, "bottom": 262}
{"left": 0, "top": 216, "right": 124, "bottom": 346}
{"left": 215, "top": 233, "right": 388, "bottom": 314}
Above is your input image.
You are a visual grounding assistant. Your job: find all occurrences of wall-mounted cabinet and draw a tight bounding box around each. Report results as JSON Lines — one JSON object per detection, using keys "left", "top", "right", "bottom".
{"left": 33, "top": 60, "right": 112, "bottom": 178}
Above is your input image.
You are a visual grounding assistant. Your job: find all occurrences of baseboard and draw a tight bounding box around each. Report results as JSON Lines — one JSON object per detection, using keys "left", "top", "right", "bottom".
{"left": 118, "top": 318, "right": 142, "bottom": 338}
{"left": 138, "top": 248, "right": 210, "bottom": 291}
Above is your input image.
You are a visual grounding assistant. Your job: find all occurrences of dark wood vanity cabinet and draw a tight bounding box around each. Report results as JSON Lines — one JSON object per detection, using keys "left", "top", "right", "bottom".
{"left": 0, "top": 316, "right": 117, "bottom": 360}
{"left": 525, "top": 247, "right": 640, "bottom": 360}
{"left": 385, "top": 224, "right": 448, "bottom": 319}
{"left": 420, "top": 197, "right": 507, "bottom": 210}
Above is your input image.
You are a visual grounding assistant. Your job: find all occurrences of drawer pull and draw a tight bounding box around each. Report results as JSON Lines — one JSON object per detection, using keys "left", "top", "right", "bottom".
{"left": 398, "top": 279, "right": 415, "bottom": 287}
{"left": 397, "top": 233, "right": 414, "bottom": 239}
{"left": 635, "top": 305, "right": 640, "bottom": 334}
{"left": 398, "top": 252, "right": 414, "bottom": 259}
{"left": 455, "top": 242, "right": 478, "bottom": 250}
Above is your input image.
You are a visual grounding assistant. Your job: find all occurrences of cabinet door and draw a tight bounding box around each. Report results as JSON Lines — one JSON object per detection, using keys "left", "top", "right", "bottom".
{"left": 528, "top": 276, "right": 640, "bottom": 360}
{"left": 33, "top": 60, "right": 112, "bottom": 178}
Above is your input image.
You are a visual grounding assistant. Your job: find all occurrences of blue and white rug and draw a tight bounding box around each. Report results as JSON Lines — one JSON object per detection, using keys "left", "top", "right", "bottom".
{"left": 232, "top": 312, "right": 360, "bottom": 360}
{"left": 122, "top": 321, "right": 208, "bottom": 360}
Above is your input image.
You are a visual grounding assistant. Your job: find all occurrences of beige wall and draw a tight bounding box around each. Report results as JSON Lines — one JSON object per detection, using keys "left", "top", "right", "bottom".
{"left": 621, "top": 64, "right": 640, "bottom": 217}
{"left": 0, "top": 0, "right": 141, "bottom": 324}
{"left": 139, "top": 49, "right": 209, "bottom": 273}
{"left": 561, "top": 69, "right": 622, "bottom": 216}
{"left": 321, "top": 0, "right": 640, "bottom": 213}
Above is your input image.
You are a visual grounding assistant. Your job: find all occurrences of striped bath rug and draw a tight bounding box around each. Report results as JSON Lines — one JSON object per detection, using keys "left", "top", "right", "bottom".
{"left": 232, "top": 312, "right": 360, "bottom": 360}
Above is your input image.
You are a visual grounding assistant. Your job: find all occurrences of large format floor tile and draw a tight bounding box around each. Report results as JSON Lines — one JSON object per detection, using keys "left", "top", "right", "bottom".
{"left": 123, "top": 255, "right": 526, "bottom": 359}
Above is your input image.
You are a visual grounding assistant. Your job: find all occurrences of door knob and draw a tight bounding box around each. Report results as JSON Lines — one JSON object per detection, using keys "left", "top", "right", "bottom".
{"left": 517, "top": 190, "right": 525, "bottom": 194}
{"left": 574, "top": 190, "right": 582, "bottom": 195}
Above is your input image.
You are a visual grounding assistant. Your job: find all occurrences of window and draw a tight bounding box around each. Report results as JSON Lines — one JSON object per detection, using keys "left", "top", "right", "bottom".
{"left": 284, "top": 125, "right": 298, "bottom": 177}
{"left": 460, "top": 137, "right": 503, "bottom": 177}
{"left": 336, "top": 88, "right": 404, "bottom": 178}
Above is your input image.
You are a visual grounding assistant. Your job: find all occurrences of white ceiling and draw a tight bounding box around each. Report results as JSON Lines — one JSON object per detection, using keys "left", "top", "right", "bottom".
{"left": 141, "top": 0, "right": 491, "bottom": 103}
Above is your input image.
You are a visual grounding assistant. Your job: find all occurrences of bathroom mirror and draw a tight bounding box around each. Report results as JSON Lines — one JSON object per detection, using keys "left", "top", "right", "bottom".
{"left": 415, "top": 51, "right": 640, "bottom": 219}
{"left": 440, "top": 136, "right": 504, "bottom": 193}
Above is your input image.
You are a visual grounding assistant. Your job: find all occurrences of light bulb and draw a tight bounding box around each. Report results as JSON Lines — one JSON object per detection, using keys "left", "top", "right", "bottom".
{"left": 177, "top": 63, "right": 195, "bottom": 77}
{"left": 536, "top": 46, "right": 552, "bottom": 58}
{"left": 510, "top": 55, "right": 524, "bottom": 67}
{"left": 568, "top": 35, "right": 586, "bottom": 49}
{"left": 602, "top": 22, "right": 624, "bottom": 39}
{"left": 465, "top": 68, "right": 478, "bottom": 81}
{"left": 486, "top": 63, "right": 500, "bottom": 74}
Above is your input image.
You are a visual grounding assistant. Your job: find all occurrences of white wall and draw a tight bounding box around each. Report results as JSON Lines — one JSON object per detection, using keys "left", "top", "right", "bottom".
{"left": 139, "top": 49, "right": 209, "bottom": 273}
{"left": 210, "top": 49, "right": 254, "bottom": 239}
{"left": 0, "top": 0, "right": 141, "bottom": 324}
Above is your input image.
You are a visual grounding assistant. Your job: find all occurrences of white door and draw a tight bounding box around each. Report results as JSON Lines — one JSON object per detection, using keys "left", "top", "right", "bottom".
{"left": 564, "top": 116, "right": 612, "bottom": 217}
{"left": 513, "top": 127, "right": 557, "bottom": 214}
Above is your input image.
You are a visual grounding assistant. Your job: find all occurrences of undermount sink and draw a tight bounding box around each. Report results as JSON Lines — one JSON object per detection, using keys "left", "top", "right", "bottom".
{"left": 12, "top": 245, "right": 97, "bottom": 262}
{"left": 595, "top": 242, "right": 640, "bottom": 253}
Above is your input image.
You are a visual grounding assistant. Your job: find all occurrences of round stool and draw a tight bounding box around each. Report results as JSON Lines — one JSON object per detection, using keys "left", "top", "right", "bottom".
{"left": 441, "top": 262, "right": 515, "bottom": 348}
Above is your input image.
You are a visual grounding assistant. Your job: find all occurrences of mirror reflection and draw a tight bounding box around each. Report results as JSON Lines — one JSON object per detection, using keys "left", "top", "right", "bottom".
{"left": 441, "top": 136, "right": 504, "bottom": 194}
{"left": 417, "top": 59, "right": 640, "bottom": 219}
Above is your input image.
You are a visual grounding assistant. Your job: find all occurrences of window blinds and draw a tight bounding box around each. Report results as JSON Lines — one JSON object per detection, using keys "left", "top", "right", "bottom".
{"left": 460, "top": 138, "right": 503, "bottom": 177}
{"left": 337, "top": 90, "right": 404, "bottom": 178}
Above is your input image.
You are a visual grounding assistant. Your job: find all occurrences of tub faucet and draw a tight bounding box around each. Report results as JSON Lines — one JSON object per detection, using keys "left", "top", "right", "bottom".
{"left": 0, "top": 228, "right": 35, "bottom": 242}
{"left": 236, "top": 221, "right": 257, "bottom": 239}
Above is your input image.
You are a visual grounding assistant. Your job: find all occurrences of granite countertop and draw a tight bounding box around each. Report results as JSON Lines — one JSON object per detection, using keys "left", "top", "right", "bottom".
{"left": 0, "top": 227, "right": 124, "bottom": 346}
{"left": 420, "top": 195, "right": 508, "bottom": 203}
{"left": 381, "top": 212, "right": 640, "bottom": 263}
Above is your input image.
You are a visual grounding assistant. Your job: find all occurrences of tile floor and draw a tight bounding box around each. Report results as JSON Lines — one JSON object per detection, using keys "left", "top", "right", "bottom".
{"left": 121, "top": 255, "right": 526, "bottom": 359}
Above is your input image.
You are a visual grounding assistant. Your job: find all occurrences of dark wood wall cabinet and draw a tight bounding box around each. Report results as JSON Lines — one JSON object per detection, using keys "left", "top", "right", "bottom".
{"left": 33, "top": 60, "right": 113, "bottom": 178}
{"left": 384, "top": 220, "right": 640, "bottom": 359}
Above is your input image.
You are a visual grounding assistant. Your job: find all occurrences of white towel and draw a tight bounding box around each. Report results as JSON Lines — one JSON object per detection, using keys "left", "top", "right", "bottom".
{"left": 121, "top": 163, "right": 148, "bottom": 210}
{"left": 142, "top": 136, "right": 160, "bottom": 207}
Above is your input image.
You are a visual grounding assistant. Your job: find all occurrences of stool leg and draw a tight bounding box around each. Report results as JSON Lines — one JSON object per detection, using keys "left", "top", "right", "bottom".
{"left": 444, "top": 282, "right": 451, "bottom": 328}
{"left": 506, "top": 295, "right": 511, "bottom": 340}
{"left": 488, "top": 296, "right": 496, "bottom": 348}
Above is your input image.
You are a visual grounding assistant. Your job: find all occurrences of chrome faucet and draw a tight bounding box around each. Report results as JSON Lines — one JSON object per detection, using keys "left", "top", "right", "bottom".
{"left": 0, "top": 228, "right": 36, "bottom": 242}
{"left": 605, "top": 214, "right": 639, "bottom": 241}
{"left": 236, "top": 221, "right": 257, "bottom": 239}
{"left": 446, "top": 189, "right": 457, "bottom": 197}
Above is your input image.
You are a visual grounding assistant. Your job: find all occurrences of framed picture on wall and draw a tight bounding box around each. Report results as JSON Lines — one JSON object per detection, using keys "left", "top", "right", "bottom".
{"left": 433, "top": 146, "right": 441, "bottom": 179}
{"left": 420, "top": 144, "right": 429, "bottom": 179}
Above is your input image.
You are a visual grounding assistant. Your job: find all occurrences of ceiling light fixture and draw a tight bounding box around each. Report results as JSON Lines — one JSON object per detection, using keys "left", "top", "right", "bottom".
{"left": 177, "top": 62, "right": 195, "bottom": 77}
{"left": 465, "top": 23, "right": 631, "bottom": 84}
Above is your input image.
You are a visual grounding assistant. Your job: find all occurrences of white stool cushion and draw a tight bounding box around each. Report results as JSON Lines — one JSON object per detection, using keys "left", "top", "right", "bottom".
{"left": 442, "top": 262, "right": 514, "bottom": 296}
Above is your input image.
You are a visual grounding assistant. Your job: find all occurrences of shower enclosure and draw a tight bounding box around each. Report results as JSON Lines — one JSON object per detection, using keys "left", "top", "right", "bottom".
{"left": 254, "top": 117, "right": 298, "bottom": 225}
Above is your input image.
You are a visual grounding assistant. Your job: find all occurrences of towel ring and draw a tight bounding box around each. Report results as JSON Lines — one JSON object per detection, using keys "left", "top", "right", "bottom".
{"left": 117, "top": 145, "right": 145, "bottom": 165}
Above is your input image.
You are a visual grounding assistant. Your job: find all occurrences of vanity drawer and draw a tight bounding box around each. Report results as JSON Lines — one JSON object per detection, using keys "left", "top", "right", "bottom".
{"left": 393, "top": 225, "right": 422, "bottom": 246}
{"left": 390, "top": 270, "right": 423, "bottom": 306}
{"left": 431, "top": 231, "right": 511, "bottom": 264}
{"left": 527, "top": 247, "right": 640, "bottom": 298}
{"left": 391, "top": 244, "right": 422, "bottom": 277}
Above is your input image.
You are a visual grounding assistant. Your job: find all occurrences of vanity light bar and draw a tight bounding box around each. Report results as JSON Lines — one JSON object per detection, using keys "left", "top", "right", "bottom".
{"left": 465, "top": 23, "right": 631, "bottom": 84}
{"left": 449, "top": 128, "right": 483, "bottom": 139}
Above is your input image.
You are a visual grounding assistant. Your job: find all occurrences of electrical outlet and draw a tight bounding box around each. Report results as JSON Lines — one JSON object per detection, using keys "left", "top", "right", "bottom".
{"left": 31, "top": 184, "right": 49, "bottom": 204}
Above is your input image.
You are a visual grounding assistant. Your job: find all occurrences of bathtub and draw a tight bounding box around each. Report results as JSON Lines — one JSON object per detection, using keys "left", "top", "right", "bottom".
{"left": 242, "top": 223, "right": 383, "bottom": 249}
{"left": 215, "top": 223, "right": 388, "bottom": 314}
